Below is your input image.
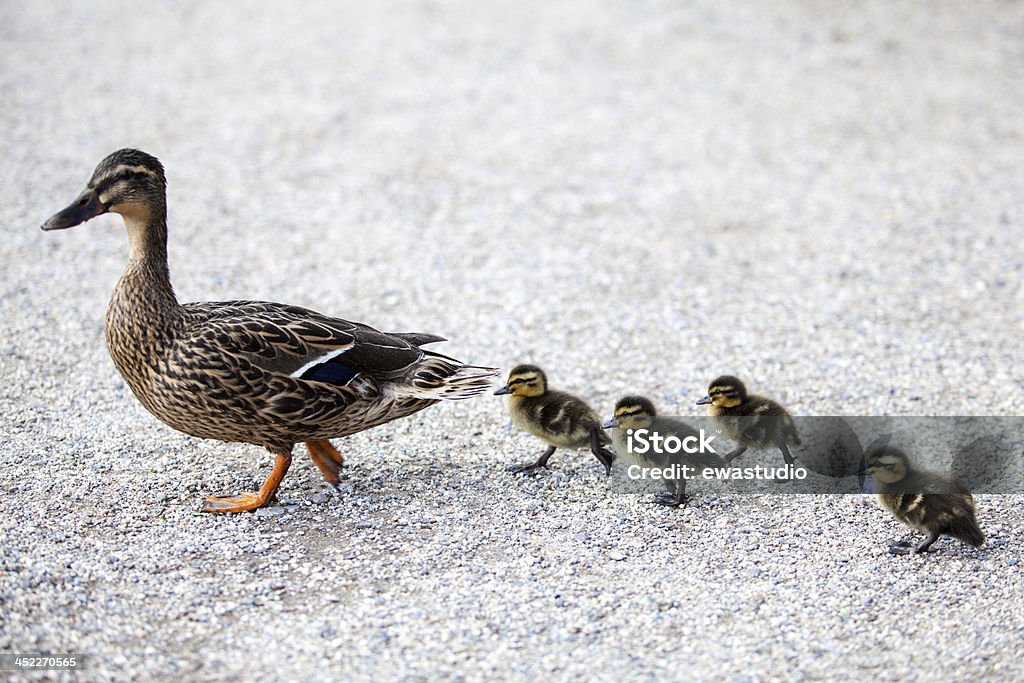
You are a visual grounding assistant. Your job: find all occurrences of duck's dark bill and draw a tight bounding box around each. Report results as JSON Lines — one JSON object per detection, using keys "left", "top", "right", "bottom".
{"left": 41, "top": 189, "right": 104, "bottom": 231}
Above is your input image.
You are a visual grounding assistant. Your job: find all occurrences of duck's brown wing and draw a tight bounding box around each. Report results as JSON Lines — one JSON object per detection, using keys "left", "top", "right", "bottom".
{"left": 178, "top": 301, "right": 495, "bottom": 403}
{"left": 180, "top": 300, "right": 431, "bottom": 383}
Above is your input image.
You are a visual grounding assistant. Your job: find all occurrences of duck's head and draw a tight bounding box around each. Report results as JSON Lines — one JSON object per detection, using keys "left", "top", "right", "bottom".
{"left": 42, "top": 149, "right": 167, "bottom": 231}
{"left": 601, "top": 395, "right": 656, "bottom": 430}
{"left": 696, "top": 375, "right": 746, "bottom": 408}
{"left": 865, "top": 446, "right": 909, "bottom": 484}
{"left": 494, "top": 364, "right": 547, "bottom": 397}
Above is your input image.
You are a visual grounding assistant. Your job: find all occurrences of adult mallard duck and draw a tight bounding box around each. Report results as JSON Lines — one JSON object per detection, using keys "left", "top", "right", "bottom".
{"left": 41, "top": 149, "right": 497, "bottom": 513}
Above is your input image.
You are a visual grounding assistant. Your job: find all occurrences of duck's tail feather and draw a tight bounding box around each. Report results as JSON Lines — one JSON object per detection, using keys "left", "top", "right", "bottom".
{"left": 399, "top": 356, "right": 499, "bottom": 400}
{"left": 391, "top": 332, "right": 448, "bottom": 347}
{"left": 955, "top": 516, "right": 986, "bottom": 548}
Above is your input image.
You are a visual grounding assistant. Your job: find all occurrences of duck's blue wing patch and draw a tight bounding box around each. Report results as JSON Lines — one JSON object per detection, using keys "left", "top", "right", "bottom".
{"left": 299, "top": 360, "right": 360, "bottom": 385}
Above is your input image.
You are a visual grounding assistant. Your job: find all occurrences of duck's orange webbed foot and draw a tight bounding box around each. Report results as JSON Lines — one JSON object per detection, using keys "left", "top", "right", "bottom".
{"left": 202, "top": 453, "right": 292, "bottom": 513}
{"left": 305, "top": 439, "right": 345, "bottom": 488}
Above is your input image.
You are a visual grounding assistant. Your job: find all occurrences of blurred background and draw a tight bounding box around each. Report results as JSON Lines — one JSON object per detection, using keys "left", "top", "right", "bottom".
{"left": 4, "top": 0, "right": 1021, "bottom": 419}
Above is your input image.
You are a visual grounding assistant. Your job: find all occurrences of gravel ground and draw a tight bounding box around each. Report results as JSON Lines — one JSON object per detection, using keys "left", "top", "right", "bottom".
{"left": 2, "top": 1, "right": 1023, "bottom": 680}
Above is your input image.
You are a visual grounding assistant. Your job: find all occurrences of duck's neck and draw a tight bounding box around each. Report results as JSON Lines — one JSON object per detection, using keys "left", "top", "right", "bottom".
{"left": 126, "top": 206, "right": 169, "bottom": 266}
{"left": 108, "top": 203, "right": 182, "bottom": 339}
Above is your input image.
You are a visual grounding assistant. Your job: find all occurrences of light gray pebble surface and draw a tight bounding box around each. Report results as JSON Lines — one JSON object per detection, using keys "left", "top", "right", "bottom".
{"left": 2, "top": 1, "right": 1023, "bottom": 681}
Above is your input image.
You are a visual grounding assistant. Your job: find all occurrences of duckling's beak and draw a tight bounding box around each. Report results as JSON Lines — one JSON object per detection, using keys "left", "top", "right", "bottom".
{"left": 601, "top": 417, "right": 619, "bottom": 429}
{"left": 493, "top": 385, "right": 512, "bottom": 395}
{"left": 41, "top": 188, "right": 105, "bottom": 231}
{"left": 696, "top": 395, "right": 712, "bottom": 405}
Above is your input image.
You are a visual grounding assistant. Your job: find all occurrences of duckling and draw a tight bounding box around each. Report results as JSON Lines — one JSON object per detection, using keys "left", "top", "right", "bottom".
{"left": 602, "top": 396, "right": 725, "bottom": 507}
{"left": 696, "top": 375, "right": 800, "bottom": 466}
{"left": 41, "top": 149, "right": 498, "bottom": 513}
{"left": 494, "top": 364, "right": 614, "bottom": 475}
{"left": 866, "top": 446, "right": 984, "bottom": 555}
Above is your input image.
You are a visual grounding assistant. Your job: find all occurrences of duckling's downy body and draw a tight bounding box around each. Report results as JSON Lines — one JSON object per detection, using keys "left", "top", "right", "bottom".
{"left": 495, "top": 365, "right": 614, "bottom": 474}
{"left": 697, "top": 375, "right": 800, "bottom": 466}
{"left": 42, "top": 149, "right": 497, "bottom": 512}
{"left": 866, "top": 446, "right": 984, "bottom": 555}
{"left": 603, "top": 396, "right": 725, "bottom": 507}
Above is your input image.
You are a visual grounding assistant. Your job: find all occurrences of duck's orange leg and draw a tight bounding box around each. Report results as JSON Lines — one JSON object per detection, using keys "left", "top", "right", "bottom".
{"left": 305, "top": 439, "right": 345, "bottom": 487}
{"left": 202, "top": 452, "right": 292, "bottom": 513}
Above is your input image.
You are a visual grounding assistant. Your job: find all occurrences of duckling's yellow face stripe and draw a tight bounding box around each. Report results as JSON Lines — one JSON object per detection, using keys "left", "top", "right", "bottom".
{"left": 614, "top": 406, "right": 644, "bottom": 418}
{"left": 707, "top": 385, "right": 740, "bottom": 407}
{"left": 613, "top": 406, "right": 651, "bottom": 428}
{"left": 867, "top": 454, "right": 901, "bottom": 469}
{"left": 504, "top": 373, "right": 544, "bottom": 397}
{"left": 866, "top": 454, "right": 906, "bottom": 483}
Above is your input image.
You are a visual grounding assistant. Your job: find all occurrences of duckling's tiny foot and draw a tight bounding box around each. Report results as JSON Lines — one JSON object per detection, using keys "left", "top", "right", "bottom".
{"left": 509, "top": 445, "right": 557, "bottom": 474}
{"left": 653, "top": 493, "right": 683, "bottom": 508}
{"left": 887, "top": 540, "right": 914, "bottom": 555}
{"left": 914, "top": 532, "right": 940, "bottom": 554}
{"left": 508, "top": 462, "right": 547, "bottom": 474}
{"left": 590, "top": 441, "right": 616, "bottom": 477}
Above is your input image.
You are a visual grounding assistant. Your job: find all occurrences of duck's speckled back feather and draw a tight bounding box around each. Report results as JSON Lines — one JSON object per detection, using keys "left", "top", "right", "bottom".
{"left": 106, "top": 288, "right": 496, "bottom": 450}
